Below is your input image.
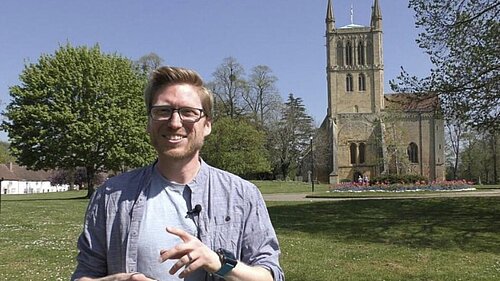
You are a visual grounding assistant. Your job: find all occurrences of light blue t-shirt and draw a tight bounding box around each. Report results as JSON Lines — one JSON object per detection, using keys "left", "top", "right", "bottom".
{"left": 136, "top": 167, "right": 205, "bottom": 280}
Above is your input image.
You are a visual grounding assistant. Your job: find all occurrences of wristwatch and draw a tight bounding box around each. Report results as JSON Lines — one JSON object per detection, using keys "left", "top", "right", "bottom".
{"left": 214, "top": 248, "right": 238, "bottom": 277}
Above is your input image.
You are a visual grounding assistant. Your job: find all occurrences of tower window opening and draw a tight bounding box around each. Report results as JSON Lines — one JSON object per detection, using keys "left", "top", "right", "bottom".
{"left": 346, "top": 41, "right": 353, "bottom": 66}
{"left": 408, "top": 142, "right": 419, "bottom": 163}
{"left": 359, "top": 143, "right": 366, "bottom": 163}
{"left": 346, "top": 74, "right": 354, "bottom": 92}
{"left": 358, "top": 73, "right": 366, "bottom": 91}
{"left": 337, "top": 43, "right": 344, "bottom": 66}
{"left": 350, "top": 143, "right": 357, "bottom": 164}
{"left": 357, "top": 42, "right": 365, "bottom": 65}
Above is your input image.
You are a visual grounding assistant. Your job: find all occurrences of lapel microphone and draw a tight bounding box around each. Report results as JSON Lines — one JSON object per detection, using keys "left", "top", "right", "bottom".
{"left": 186, "top": 204, "right": 202, "bottom": 216}
{"left": 186, "top": 204, "right": 203, "bottom": 240}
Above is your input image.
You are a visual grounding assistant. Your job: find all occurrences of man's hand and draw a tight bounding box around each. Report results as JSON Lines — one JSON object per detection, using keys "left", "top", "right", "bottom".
{"left": 158, "top": 226, "right": 221, "bottom": 278}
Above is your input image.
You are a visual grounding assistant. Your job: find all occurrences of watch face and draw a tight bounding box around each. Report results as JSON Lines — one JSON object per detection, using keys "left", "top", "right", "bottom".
{"left": 214, "top": 248, "right": 238, "bottom": 277}
{"left": 217, "top": 248, "right": 237, "bottom": 265}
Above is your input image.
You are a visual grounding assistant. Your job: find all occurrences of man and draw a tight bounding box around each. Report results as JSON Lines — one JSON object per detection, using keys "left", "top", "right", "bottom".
{"left": 72, "top": 66, "right": 284, "bottom": 281}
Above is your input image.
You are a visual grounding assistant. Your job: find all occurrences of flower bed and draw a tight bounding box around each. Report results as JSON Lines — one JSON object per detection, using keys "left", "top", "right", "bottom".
{"left": 329, "top": 180, "right": 475, "bottom": 193}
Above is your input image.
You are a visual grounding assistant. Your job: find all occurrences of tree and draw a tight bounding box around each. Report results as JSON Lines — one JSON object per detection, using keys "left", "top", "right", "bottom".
{"left": 135, "top": 52, "right": 164, "bottom": 74}
{"left": 201, "top": 117, "right": 270, "bottom": 177}
{"left": 269, "top": 93, "right": 315, "bottom": 179}
{"left": 2, "top": 44, "right": 155, "bottom": 197}
{"left": 459, "top": 130, "right": 486, "bottom": 183}
{"left": 209, "top": 57, "right": 247, "bottom": 119}
{"left": 49, "top": 167, "right": 107, "bottom": 190}
{"left": 390, "top": 0, "right": 499, "bottom": 132}
{"left": 243, "top": 65, "right": 282, "bottom": 126}
{"left": 378, "top": 108, "right": 415, "bottom": 176}
{"left": 455, "top": 128, "right": 499, "bottom": 183}
{"left": 445, "top": 118, "right": 467, "bottom": 180}
{"left": 0, "top": 141, "right": 16, "bottom": 164}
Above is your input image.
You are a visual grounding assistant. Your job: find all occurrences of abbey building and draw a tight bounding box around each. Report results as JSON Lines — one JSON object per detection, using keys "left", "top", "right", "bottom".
{"left": 314, "top": 0, "right": 445, "bottom": 184}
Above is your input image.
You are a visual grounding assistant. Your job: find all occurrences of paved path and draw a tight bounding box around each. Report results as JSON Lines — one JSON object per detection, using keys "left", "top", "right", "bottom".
{"left": 263, "top": 189, "right": 500, "bottom": 202}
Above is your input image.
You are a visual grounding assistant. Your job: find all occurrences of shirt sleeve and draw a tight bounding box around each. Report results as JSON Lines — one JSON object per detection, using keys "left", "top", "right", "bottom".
{"left": 71, "top": 187, "right": 109, "bottom": 280}
{"left": 240, "top": 186, "right": 285, "bottom": 281}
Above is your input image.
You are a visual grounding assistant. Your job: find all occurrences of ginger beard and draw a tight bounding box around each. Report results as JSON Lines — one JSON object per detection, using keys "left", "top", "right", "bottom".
{"left": 147, "top": 84, "right": 211, "bottom": 162}
{"left": 148, "top": 120, "right": 208, "bottom": 161}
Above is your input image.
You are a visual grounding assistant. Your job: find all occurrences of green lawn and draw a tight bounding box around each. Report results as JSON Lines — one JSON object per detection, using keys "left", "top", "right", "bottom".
{"left": 475, "top": 184, "right": 500, "bottom": 190}
{"left": 253, "top": 180, "right": 330, "bottom": 194}
{"left": 0, "top": 189, "right": 499, "bottom": 280}
{"left": 268, "top": 198, "right": 500, "bottom": 281}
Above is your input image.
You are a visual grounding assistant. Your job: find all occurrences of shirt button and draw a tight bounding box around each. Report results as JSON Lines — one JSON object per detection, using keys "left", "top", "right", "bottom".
{"left": 225, "top": 216, "right": 231, "bottom": 222}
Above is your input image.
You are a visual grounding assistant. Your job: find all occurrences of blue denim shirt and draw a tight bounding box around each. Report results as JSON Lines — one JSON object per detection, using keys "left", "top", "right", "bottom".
{"left": 72, "top": 160, "right": 284, "bottom": 281}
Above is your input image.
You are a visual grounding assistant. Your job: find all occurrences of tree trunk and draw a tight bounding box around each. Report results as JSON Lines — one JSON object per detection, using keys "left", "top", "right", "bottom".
{"left": 491, "top": 131, "right": 498, "bottom": 184}
{"left": 85, "top": 166, "right": 96, "bottom": 199}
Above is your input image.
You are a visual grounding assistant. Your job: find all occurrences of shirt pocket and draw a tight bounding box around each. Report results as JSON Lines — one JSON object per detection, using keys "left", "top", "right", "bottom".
{"left": 211, "top": 212, "right": 243, "bottom": 254}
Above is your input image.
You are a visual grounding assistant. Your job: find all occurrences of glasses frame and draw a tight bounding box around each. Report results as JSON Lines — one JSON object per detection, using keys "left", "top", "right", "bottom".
{"left": 149, "top": 105, "right": 205, "bottom": 123}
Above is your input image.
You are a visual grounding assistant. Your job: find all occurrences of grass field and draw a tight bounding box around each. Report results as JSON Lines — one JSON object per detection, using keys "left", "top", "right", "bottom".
{"left": 0, "top": 186, "right": 499, "bottom": 280}
{"left": 253, "top": 180, "right": 330, "bottom": 194}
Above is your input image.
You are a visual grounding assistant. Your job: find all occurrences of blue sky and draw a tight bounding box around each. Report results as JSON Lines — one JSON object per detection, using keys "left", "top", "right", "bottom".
{"left": 0, "top": 0, "right": 432, "bottom": 141}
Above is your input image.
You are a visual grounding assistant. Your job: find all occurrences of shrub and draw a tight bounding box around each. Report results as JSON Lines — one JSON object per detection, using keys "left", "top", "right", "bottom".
{"left": 329, "top": 179, "right": 474, "bottom": 192}
{"left": 371, "top": 174, "right": 427, "bottom": 184}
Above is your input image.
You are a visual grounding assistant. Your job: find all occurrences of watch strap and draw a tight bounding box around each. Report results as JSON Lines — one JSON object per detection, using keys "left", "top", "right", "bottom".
{"left": 214, "top": 248, "right": 237, "bottom": 277}
{"left": 214, "top": 262, "right": 236, "bottom": 277}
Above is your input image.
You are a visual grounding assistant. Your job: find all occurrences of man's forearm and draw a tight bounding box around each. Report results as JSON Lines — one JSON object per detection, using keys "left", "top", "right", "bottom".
{"left": 224, "top": 263, "right": 274, "bottom": 281}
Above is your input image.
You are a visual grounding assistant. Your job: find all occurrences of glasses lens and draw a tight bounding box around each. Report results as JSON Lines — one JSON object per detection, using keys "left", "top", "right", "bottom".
{"left": 151, "top": 106, "right": 203, "bottom": 123}
{"left": 179, "top": 108, "right": 202, "bottom": 122}
{"left": 151, "top": 107, "right": 173, "bottom": 120}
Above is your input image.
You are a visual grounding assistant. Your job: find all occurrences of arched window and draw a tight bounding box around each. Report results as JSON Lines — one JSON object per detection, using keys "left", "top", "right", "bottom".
{"left": 346, "top": 41, "right": 353, "bottom": 66}
{"left": 358, "top": 73, "right": 366, "bottom": 91}
{"left": 357, "top": 42, "right": 365, "bottom": 65}
{"left": 337, "top": 43, "right": 344, "bottom": 66}
{"left": 350, "top": 143, "right": 357, "bottom": 164}
{"left": 346, "top": 74, "right": 353, "bottom": 92}
{"left": 407, "top": 142, "right": 419, "bottom": 163}
{"left": 359, "top": 143, "right": 366, "bottom": 164}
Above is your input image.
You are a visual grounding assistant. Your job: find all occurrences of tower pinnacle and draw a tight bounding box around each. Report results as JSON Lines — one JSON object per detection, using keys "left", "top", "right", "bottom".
{"left": 370, "top": 0, "right": 382, "bottom": 30}
{"left": 326, "top": 0, "right": 335, "bottom": 29}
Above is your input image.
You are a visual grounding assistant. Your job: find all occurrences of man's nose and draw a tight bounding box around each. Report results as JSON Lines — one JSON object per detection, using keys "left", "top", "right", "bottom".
{"left": 167, "top": 111, "right": 183, "bottom": 127}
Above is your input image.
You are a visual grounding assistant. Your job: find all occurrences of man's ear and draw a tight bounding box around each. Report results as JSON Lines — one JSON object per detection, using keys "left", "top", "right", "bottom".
{"left": 203, "top": 119, "right": 212, "bottom": 137}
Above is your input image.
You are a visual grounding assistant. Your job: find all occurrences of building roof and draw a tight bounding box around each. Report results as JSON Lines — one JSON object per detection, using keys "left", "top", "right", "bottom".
{"left": 0, "top": 163, "right": 52, "bottom": 181}
{"left": 339, "top": 23, "right": 365, "bottom": 29}
{"left": 384, "top": 93, "right": 440, "bottom": 112}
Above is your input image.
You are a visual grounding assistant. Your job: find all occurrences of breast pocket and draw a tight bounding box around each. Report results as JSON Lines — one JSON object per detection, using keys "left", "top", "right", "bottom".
{"left": 211, "top": 213, "right": 244, "bottom": 254}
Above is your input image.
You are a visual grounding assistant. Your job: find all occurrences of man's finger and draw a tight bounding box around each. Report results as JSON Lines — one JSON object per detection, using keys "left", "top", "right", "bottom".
{"left": 166, "top": 226, "right": 193, "bottom": 242}
{"left": 128, "top": 272, "right": 157, "bottom": 281}
{"left": 158, "top": 245, "right": 187, "bottom": 262}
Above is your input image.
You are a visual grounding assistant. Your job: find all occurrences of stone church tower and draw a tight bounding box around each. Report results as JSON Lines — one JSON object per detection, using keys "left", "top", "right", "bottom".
{"left": 313, "top": 0, "right": 445, "bottom": 184}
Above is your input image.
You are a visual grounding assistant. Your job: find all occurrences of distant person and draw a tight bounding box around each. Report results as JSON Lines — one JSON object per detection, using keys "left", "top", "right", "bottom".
{"left": 72, "top": 66, "right": 284, "bottom": 281}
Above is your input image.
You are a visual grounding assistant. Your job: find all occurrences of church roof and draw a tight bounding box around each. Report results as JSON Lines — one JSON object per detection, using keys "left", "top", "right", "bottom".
{"left": 384, "top": 93, "right": 440, "bottom": 112}
{"left": 339, "top": 23, "right": 365, "bottom": 29}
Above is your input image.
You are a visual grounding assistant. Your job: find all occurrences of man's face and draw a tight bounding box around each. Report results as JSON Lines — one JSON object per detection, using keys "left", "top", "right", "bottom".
{"left": 147, "top": 83, "right": 211, "bottom": 162}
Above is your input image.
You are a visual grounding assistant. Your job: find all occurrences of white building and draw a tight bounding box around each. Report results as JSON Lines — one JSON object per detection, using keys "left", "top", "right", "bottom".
{"left": 0, "top": 163, "right": 69, "bottom": 194}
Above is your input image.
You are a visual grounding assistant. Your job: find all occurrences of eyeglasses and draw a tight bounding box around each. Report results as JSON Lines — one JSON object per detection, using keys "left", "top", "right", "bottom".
{"left": 150, "top": 105, "right": 205, "bottom": 123}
